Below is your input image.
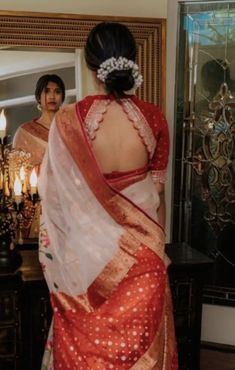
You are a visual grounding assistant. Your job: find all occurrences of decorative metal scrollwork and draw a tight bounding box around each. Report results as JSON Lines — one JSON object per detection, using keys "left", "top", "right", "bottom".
{"left": 191, "top": 83, "right": 235, "bottom": 235}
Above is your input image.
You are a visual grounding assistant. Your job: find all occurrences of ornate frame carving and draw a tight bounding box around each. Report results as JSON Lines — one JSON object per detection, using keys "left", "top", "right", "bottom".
{"left": 0, "top": 11, "right": 166, "bottom": 109}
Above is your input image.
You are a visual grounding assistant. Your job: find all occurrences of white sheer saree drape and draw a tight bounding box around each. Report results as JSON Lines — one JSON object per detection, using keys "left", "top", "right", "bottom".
{"left": 38, "top": 119, "right": 161, "bottom": 296}
{"left": 38, "top": 121, "right": 123, "bottom": 295}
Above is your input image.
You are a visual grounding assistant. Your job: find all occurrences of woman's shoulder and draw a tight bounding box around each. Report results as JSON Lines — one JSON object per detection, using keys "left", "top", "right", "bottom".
{"left": 77, "top": 94, "right": 99, "bottom": 108}
{"left": 130, "top": 96, "right": 165, "bottom": 126}
{"left": 14, "top": 118, "right": 49, "bottom": 144}
{"left": 75, "top": 95, "right": 101, "bottom": 120}
{"left": 17, "top": 119, "right": 37, "bottom": 131}
{"left": 13, "top": 119, "right": 37, "bottom": 148}
{"left": 131, "top": 96, "right": 167, "bottom": 133}
{"left": 131, "top": 95, "right": 163, "bottom": 115}
{"left": 14, "top": 119, "right": 37, "bottom": 140}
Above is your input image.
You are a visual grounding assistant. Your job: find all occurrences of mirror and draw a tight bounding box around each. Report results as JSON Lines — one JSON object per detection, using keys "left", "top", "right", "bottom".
{"left": 0, "top": 11, "right": 166, "bottom": 106}
{"left": 0, "top": 11, "right": 166, "bottom": 246}
{"left": 0, "top": 48, "right": 77, "bottom": 138}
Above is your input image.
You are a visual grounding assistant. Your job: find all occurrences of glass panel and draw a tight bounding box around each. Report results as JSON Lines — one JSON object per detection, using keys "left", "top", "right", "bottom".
{"left": 174, "top": 1, "right": 235, "bottom": 296}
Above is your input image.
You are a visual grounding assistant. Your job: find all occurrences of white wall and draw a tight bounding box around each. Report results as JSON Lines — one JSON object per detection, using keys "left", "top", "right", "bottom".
{"left": 165, "top": 0, "right": 179, "bottom": 239}
{"left": 0, "top": 0, "right": 167, "bottom": 18}
{"left": 202, "top": 304, "right": 235, "bottom": 346}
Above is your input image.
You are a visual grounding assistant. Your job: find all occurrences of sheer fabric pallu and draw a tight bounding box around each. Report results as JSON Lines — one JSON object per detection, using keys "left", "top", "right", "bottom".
{"left": 39, "top": 98, "right": 178, "bottom": 370}
{"left": 13, "top": 119, "right": 49, "bottom": 167}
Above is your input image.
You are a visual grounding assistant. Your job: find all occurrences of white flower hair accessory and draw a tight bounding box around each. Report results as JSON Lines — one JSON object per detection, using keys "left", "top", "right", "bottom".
{"left": 97, "top": 56, "right": 143, "bottom": 88}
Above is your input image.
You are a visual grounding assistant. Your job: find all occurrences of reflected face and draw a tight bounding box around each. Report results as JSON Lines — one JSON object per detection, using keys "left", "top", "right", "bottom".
{"left": 40, "top": 81, "right": 63, "bottom": 113}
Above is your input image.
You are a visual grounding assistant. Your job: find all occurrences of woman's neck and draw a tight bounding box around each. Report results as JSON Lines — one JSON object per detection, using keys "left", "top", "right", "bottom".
{"left": 37, "top": 111, "right": 56, "bottom": 129}
{"left": 94, "top": 84, "right": 107, "bottom": 95}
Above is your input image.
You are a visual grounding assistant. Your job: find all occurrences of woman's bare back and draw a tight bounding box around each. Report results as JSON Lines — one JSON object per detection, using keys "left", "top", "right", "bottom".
{"left": 92, "top": 100, "right": 148, "bottom": 173}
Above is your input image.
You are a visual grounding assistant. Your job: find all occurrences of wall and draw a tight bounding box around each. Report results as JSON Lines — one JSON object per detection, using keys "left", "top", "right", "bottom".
{"left": 202, "top": 304, "right": 235, "bottom": 346}
{"left": 0, "top": 0, "right": 167, "bottom": 18}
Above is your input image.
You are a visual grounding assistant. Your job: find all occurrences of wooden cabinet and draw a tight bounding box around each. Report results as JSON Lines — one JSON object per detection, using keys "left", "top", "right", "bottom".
{"left": 20, "top": 280, "right": 51, "bottom": 370}
{"left": 166, "top": 243, "right": 213, "bottom": 370}
{"left": 0, "top": 274, "right": 22, "bottom": 370}
{"left": 0, "top": 244, "right": 213, "bottom": 370}
{"left": 0, "top": 250, "right": 51, "bottom": 370}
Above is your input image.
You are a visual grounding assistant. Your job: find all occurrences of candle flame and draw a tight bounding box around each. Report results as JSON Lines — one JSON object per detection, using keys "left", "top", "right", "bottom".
{"left": 30, "top": 168, "right": 38, "bottom": 187}
{"left": 0, "top": 109, "right": 6, "bottom": 130}
{"left": 14, "top": 175, "right": 22, "bottom": 196}
{"left": 19, "top": 166, "right": 25, "bottom": 181}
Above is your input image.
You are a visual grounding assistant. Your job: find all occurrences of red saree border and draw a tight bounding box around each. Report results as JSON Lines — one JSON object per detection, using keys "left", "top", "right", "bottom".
{"left": 52, "top": 244, "right": 137, "bottom": 312}
{"left": 22, "top": 119, "right": 49, "bottom": 142}
{"left": 104, "top": 167, "right": 148, "bottom": 191}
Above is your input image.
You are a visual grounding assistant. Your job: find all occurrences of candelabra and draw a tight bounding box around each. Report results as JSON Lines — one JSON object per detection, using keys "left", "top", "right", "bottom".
{"left": 0, "top": 110, "right": 39, "bottom": 274}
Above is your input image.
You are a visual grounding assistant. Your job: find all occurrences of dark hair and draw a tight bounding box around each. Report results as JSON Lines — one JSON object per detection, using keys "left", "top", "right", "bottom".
{"left": 85, "top": 22, "right": 137, "bottom": 97}
{"left": 35, "top": 74, "right": 66, "bottom": 103}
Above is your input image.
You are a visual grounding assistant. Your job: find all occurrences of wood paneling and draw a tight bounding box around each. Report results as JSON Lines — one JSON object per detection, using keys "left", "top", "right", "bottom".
{"left": 0, "top": 11, "right": 166, "bottom": 109}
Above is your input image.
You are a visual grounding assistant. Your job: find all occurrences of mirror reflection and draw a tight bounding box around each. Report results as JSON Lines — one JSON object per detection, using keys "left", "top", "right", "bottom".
{"left": 13, "top": 73, "right": 66, "bottom": 167}
{"left": 0, "top": 49, "right": 77, "bottom": 138}
{"left": 0, "top": 49, "right": 80, "bottom": 243}
{"left": 0, "top": 47, "right": 99, "bottom": 243}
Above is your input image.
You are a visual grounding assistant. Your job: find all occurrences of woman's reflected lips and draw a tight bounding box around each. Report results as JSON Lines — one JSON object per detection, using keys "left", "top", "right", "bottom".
{"left": 47, "top": 102, "right": 58, "bottom": 108}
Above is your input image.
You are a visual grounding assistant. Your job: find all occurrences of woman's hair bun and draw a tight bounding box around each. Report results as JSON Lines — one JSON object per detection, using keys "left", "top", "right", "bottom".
{"left": 85, "top": 22, "right": 138, "bottom": 97}
{"left": 105, "top": 70, "right": 135, "bottom": 96}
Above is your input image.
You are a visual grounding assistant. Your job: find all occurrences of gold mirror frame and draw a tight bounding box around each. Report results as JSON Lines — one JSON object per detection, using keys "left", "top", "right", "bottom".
{"left": 0, "top": 10, "right": 166, "bottom": 109}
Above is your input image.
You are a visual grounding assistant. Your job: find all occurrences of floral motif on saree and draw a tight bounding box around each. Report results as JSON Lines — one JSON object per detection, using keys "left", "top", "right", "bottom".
{"left": 13, "top": 119, "right": 49, "bottom": 167}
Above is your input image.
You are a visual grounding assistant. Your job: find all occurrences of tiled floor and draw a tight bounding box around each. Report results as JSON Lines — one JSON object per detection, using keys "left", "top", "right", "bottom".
{"left": 200, "top": 349, "right": 235, "bottom": 370}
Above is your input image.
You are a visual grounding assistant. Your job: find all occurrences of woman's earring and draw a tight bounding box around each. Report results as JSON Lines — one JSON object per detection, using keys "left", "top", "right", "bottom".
{"left": 37, "top": 103, "right": 42, "bottom": 111}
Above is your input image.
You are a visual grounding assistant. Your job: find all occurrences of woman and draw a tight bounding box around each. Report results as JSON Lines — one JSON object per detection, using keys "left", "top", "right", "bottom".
{"left": 13, "top": 74, "right": 65, "bottom": 168}
{"left": 13, "top": 74, "right": 65, "bottom": 239}
{"left": 39, "top": 22, "right": 178, "bottom": 370}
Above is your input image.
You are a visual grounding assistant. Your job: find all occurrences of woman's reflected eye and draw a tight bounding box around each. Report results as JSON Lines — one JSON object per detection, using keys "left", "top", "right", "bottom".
{"left": 44, "top": 87, "right": 62, "bottom": 95}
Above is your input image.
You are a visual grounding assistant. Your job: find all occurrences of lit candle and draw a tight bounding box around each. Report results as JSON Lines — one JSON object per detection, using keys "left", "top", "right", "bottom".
{"left": 19, "top": 166, "right": 25, "bottom": 182}
{"left": 14, "top": 175, "right": 22, "bottom": 206}
{"left": 20, "top": 166, "right": 27, "bottom": 193}
{"left": 22, "top": 176, "right": 28, "bottom": 194}
{"left": 0, "top": 109, "right": 6, "bottom": 140}
{"left": 29, "top": 168, "right": 38, "bottom": 195}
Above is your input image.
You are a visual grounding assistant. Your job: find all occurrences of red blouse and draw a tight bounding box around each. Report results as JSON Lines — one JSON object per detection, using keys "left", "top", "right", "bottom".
{"left": 77, "top": 94, "right": 169, "bottom": 183}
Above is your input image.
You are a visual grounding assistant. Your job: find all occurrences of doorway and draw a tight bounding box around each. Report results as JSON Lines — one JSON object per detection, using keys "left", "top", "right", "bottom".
{"left": 173, "top": 1, "right": 235, "bottom": 305}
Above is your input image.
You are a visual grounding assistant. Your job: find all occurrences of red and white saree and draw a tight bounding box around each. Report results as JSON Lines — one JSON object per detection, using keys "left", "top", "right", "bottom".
{"left": 39, "top": 95, "right": 178, "bottom": 370}
{"left": 13, "top": 120, "right": 49, "bottom": 238}
{"left": 13, "top": 119, "right": 49, "bottom": 167}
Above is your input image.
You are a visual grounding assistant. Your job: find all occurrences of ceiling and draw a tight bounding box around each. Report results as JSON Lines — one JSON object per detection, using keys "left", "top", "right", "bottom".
{"left": 0, "top": 50, "right": 75, "bottom": 80}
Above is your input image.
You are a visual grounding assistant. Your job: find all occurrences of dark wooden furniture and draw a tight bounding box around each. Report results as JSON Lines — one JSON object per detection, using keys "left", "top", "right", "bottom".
{"left": 0, "top": 273, "right": 22, "bottom": 370}
{"left": 0, "top": 243, "right": 213, "bottom": 370}
{"left": 0, "top": 250, "right": 51, "bottom": 370}
{"left": 166, "top": 243, "right": 213, "bottom": 370}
